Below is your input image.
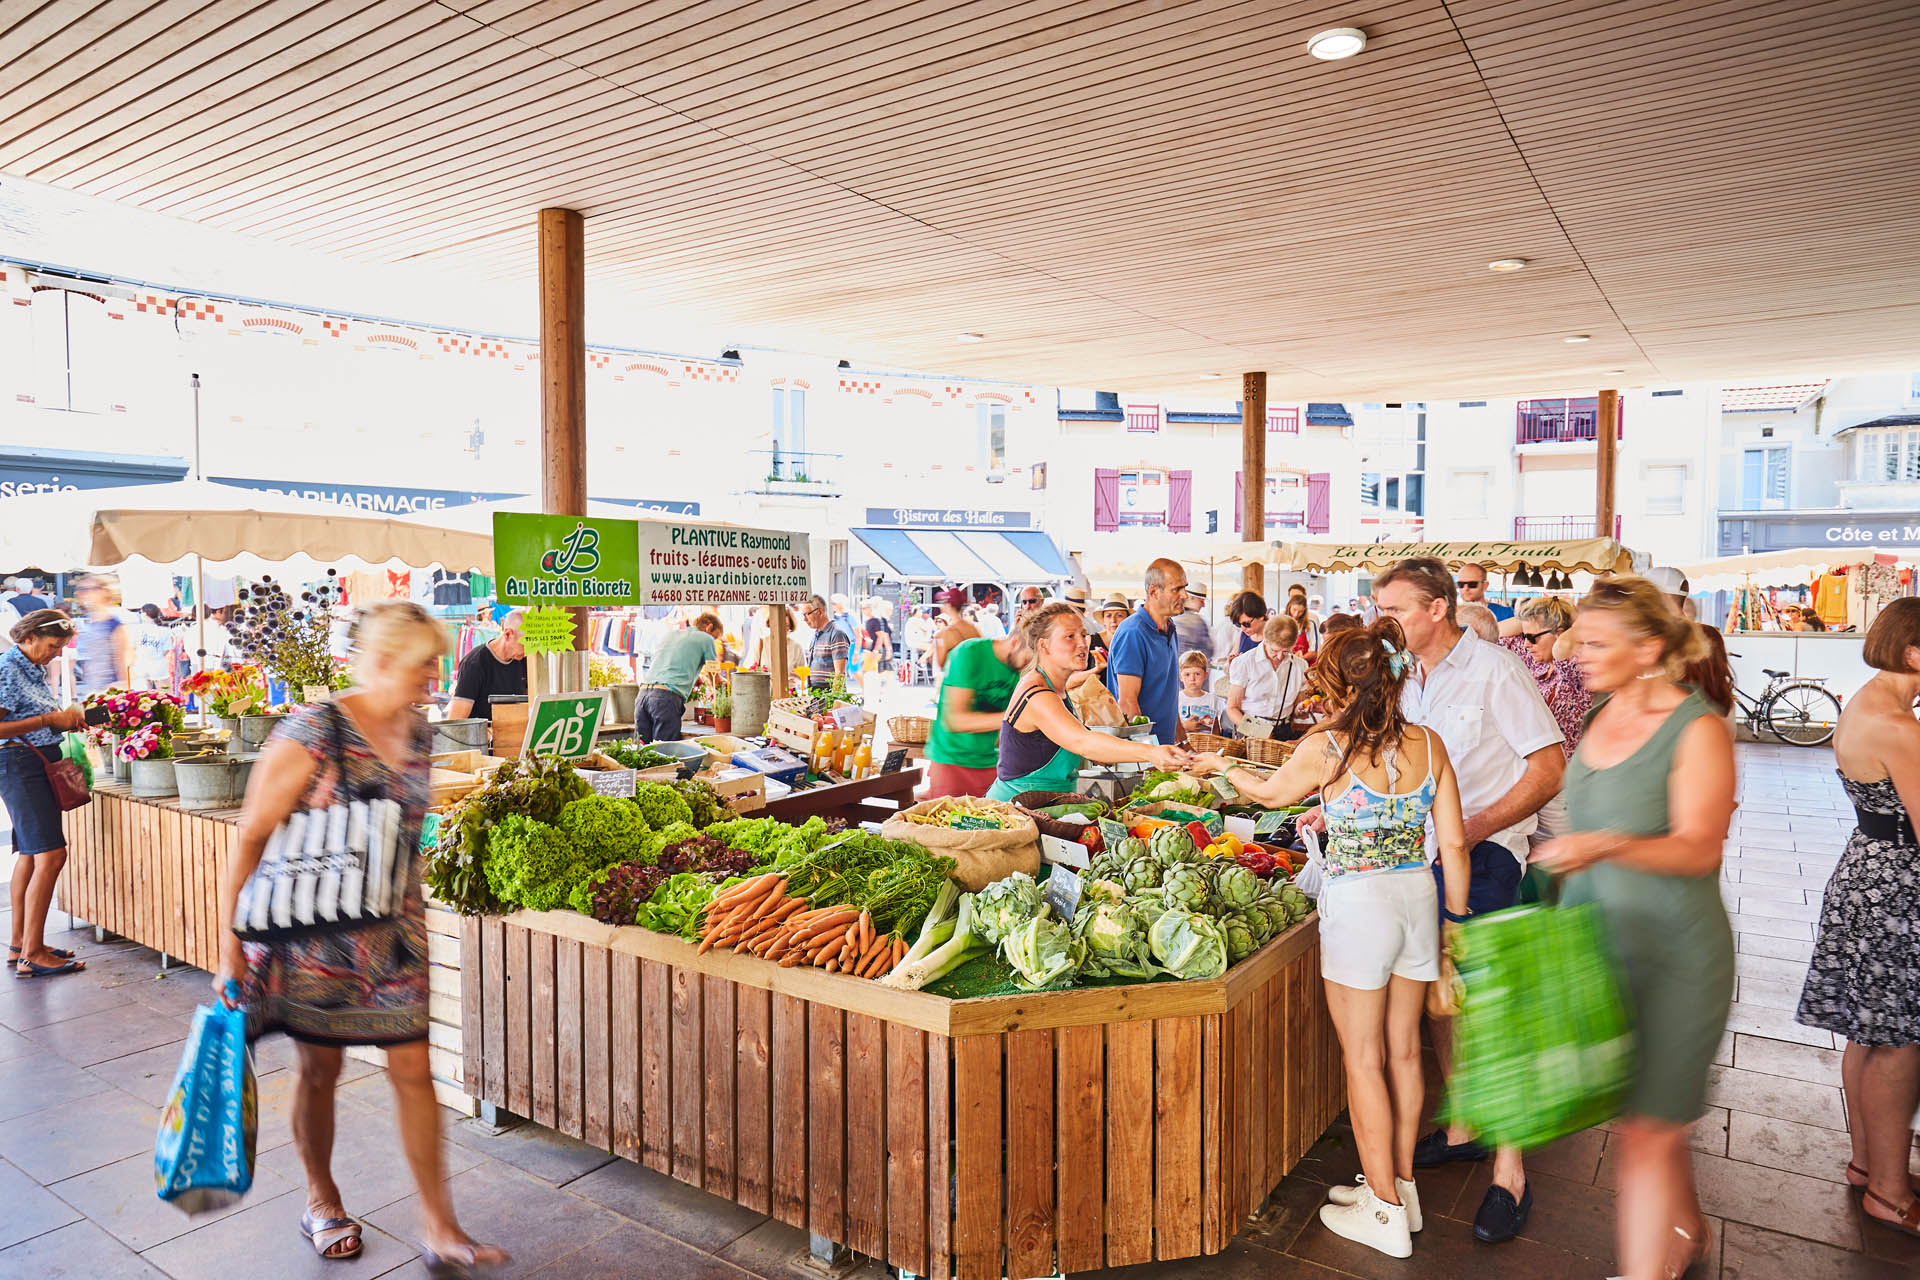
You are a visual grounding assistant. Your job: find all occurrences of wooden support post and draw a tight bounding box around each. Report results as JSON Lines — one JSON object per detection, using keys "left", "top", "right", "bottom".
{"left": 767, "top": 604, "right": 789, "bottom": 699}
{"left": 539, "top": 208, "right": 589, "bottom": 688}
{"left": 1595, "top": 388, "right": 1619, "bottom": 542}
{"left": 1240, "top": 372, "right": 1267, "bottom": 597}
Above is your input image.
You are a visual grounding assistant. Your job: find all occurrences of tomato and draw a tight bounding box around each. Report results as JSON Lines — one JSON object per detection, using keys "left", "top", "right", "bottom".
{"left": 1077, "top": 826, "right": 1104, "bottom": 852}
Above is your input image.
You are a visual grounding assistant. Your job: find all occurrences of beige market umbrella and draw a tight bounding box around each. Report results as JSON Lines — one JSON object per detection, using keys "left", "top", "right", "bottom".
{"left": 1276, "top": 536, "right": 1645, "bottom": 576}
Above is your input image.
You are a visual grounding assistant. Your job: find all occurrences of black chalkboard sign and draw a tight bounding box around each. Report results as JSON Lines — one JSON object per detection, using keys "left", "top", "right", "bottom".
{"left": 881, "top": 747, "right": 909, "bottom": 775}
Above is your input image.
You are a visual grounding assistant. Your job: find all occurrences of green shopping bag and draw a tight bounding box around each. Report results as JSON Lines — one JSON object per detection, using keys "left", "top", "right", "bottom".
{"left": 1440, "top": 902, "right": 1633, "bottom": 1150}
{"left": 61, "top": 732, "right": 94, "bottom": 789}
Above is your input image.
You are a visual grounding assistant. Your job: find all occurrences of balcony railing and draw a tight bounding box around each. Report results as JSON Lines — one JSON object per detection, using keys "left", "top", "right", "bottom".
{"left": 1513, "top": 515, "right": 1623, "bottom": 541}
{"left": 748, "top": 449, "right": 841, "bottom": 493}
{"left": 1515, "top": 397, "right": 1622, "bottom": 445}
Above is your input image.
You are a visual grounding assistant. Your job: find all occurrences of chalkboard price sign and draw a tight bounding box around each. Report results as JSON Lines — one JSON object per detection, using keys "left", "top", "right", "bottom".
{"left": 881, "top": 748, "right": 909, "bottom": 775}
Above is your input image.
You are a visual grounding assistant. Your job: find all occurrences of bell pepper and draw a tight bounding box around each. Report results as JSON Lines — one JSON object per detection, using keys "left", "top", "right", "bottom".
{"left": 1185, "top": 820, "right": 1214, "bottom": 850}
{"left": 1077, "top": 826, "right": 1104, "bottom": 853}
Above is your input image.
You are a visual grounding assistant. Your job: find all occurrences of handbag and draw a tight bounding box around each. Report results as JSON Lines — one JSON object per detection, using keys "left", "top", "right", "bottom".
{"left": 5, "top": 739, "right": 91, "bottom": 812}
{"left": 230, "top": 705, "right": 410, "bottom": 942}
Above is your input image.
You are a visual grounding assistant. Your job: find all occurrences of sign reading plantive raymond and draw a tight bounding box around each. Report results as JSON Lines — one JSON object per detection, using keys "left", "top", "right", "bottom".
{"left": 494, "top": 513, "right": 642, "bottom": 606}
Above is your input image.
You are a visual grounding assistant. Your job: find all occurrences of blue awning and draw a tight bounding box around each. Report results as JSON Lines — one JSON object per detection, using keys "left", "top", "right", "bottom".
{"left": 999, "top": 531, "right": 1073, "bottom": 577}
{"left": 1305, "top": 402, "right": 1353, "bottom": 428}
{"left": 850, "top": 528, "right": 945, "bottom": 579}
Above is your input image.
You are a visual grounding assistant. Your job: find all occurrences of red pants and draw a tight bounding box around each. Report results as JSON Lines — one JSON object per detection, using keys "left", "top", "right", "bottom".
{"left": 925, "top": 761, "right": 998, "bottom": 800}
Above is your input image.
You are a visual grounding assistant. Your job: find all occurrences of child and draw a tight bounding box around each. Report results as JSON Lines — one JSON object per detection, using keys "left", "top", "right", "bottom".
{"left": 1177, "top": 649, "right": 1227, "bottom": 737}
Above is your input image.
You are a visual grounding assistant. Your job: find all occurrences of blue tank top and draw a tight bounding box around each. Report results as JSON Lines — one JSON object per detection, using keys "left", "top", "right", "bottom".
{"left": 1319, "top": 732, "right": 1436, "bottom": 879}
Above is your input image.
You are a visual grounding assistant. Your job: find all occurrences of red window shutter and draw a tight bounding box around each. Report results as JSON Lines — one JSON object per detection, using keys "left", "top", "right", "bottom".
{"left": 1306, "top": 472, "right": 1331, "bottom": 534}
{"left": 1167, "top": 470, "right": 1193, "bottom": 533}
{"left": 1093, "top": 468, "right": 1120, "bottom": 532}
{"left": 1233, "top": 470, "right": 1243, "bottom": 534}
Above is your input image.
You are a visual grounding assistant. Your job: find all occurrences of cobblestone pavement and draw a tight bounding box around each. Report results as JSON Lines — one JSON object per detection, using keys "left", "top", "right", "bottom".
{"left": 1, "top": 742, "right": 1915, "bottom": 1278}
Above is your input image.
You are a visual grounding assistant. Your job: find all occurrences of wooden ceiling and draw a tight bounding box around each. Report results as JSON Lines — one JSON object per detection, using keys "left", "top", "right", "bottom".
{"left": 3, "top": 0, "right": 1916, "bottom": 399}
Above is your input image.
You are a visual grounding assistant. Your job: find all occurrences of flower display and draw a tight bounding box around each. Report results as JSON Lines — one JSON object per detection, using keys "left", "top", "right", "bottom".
{"left": 180, "top": 663, "right": 268, "bottom": 717}
{"left": 229, "top": 574, "right": 349, "bottom": 696}
{"left": 117, "top": 724, "right": 174, "bottom": 761}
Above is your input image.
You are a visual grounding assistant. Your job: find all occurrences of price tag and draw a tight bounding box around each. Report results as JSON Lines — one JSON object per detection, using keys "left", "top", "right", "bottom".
{"left": 1041, "top": 834, "right": 1090, "bottom": 870}
{"left": 1098, "top": 817, "right": 1131, "bottom": 849}
{"left": 523, "top": 690, "right": 610, "bottom": 760}
{"left": 880, "top": 747, "right": 908, "bottom": 774}
{"left": 519, "top": 605, "right": 578, "bottom": 655}
{"left": 1254, "top": 809, "right": 1291, "bottom": 839}
{"left": 1241, "top": 715, "right": 1276, "bottom": 741}
{"left": 1044, "top": 862, "right": 1084, "bottom": 921}
{"left": 302, "top": 684, "right": 332, "bottom": 705}
{"left": 583, "top": 767, "right": 637, "bottom": 797}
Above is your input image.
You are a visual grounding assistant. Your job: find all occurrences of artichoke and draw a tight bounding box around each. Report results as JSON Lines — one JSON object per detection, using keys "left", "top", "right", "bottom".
{"left": 1147, "top": 909, "right": 1229, "bottom": 980}
{"left": 1162, "top": 865, "right": 1213, "bottom": 915}
{"left": 1280, "top": 883, "right": 1311, "bottom": 917}
{"left": 1087, "top": 853, "right": 1124, "bottom": 882}
{"left": 972, "top": 872, "right": 1047, "bottom": 945}
{"left": 1255, "top": 894, "right": 1292, "bottom": 936}
{"left": 1122, "top": 856, "right": 1162, "bottom": 893}
{"left": 1214, "top": 864, "right": 1260, "bottom": 912}
{"left": 1223, "top": 915, "right": 1258, "bottom": 962}
{"left": 1113, "top": 836, "right": 1149, "bottom": 864}
{"left": 1239, "top": 906, "right": 1273, "bottom": 947}
{"left": 1149, "top": 827, "right": 1197, "bottom": 866}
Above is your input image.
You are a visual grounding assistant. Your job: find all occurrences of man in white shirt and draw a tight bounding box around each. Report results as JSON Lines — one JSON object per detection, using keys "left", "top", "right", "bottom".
{"left": 1373, "top": 556, "right": 1564, "bottom": 1246}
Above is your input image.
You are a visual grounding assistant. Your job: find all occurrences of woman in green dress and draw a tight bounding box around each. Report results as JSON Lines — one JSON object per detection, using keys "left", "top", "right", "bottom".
{"left": 1533, "top": 577, "right": 1736, "bottom": 1280}
{"left": 987, "top": 602, "right": 1187, "bottom": 802}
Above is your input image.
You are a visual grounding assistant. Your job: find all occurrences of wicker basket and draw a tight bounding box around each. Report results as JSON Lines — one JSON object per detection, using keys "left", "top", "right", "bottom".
{"left": 1011, "top": 790, "right": 1103, "bottom": 843}
{"left": 1244, "top": 737, "right": 1296, "bottom": 766}
{"left": 1186, "top": 733, "right": 1244, "bottom": 758}
{"left": 888, "top": 714, "right": 932, "bottom": 745}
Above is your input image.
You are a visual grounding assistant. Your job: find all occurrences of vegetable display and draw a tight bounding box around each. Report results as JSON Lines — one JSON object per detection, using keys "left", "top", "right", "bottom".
{"left": 600, "top": 740, "right": 676, "bottom": 770}
{"left": 428, "top": 754, "right": 592, "bottom": 914}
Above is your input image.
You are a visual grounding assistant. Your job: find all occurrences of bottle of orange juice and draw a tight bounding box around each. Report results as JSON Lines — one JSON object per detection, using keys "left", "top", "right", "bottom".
{"left": 834, "top": 731, "right": 859, "bottom": 776}
{"left": 812, "top": 728, "right": 838, "bottom": 775}
{"left": 851, "top": 742, "right": 873, "bottom": 779}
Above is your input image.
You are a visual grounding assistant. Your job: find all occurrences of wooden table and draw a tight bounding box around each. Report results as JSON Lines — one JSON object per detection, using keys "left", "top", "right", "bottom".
{"left": 461, "top": 904, "right": 1342, "bottom": 1280}
{"left": 762, "top": 767, "right": 923, "bottom": 826}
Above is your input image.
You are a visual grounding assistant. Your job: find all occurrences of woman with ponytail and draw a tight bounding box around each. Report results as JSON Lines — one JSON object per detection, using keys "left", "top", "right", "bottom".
{"left": 1532, "top": 577, "right": 1736, "bottom": 1280}
{"left": 1194, "top": 619, "right": 1471, "bottom": 1260}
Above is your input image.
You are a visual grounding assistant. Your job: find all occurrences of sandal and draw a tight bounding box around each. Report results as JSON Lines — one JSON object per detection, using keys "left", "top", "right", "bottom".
{"left": 8, "top": 944, "right": 75, "bottom": 962}
{"left": 299, "top": 1210, "right": 364, "bottom": 1260}
{"left": 1664, "top": 1221, "right": 1713, "bottom": 1279}
{"left": 1863, "top": 1189, "right": 1920, "bottom": 1239}
{"left": 14, "top": 958, "right": 85, "bottom": 979}
{"left": 1848, "top": 1162, "right": 1920, "bottom": 1195}
{"left": 420, "top": 1242, "right": 510, "bottom": 1278}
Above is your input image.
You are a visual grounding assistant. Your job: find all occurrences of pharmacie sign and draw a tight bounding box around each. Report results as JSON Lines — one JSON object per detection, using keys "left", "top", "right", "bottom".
{"left": 494, "top": 513, "right": 643, "bottom": 605}
{"left": 636, "top": 521, "right": 811, "bottom": 607}
{"left": 862, "top": 507, "right": 1034, "bottom": 529}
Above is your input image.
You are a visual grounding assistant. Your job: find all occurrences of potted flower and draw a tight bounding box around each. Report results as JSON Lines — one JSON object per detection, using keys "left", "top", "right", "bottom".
{"left": 182, "top": 663, "right": 267, "bottom": 733}
{"left": 711, "top": 683, "right": 734, "bottom": 735}
{"left": 120, "top": 724, "right": 179, "bottom": 796}
{"left": 228, "top": 574, "right": 346, "bottom": 750}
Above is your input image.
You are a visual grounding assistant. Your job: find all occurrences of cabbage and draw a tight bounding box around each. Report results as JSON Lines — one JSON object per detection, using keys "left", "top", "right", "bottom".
{"left": 1001, "top": 914, "right": 1082, "bottom": 990}
{"left": 1148, "top": 909, "right": 1229, "bottom": 980}
{"left": 972, "top": 872, "right": 1046, "bottom": 945}
{"left": 1074, "top": 898, "right": 1155, "bottom": 980}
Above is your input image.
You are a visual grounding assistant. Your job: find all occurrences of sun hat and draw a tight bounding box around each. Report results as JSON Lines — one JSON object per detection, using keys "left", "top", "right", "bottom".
{"left": 1100, "top": 592, "right": 1131, "bottom": 613}
{"left": 1063, "top": 584, "right": 1090, "bottom": 606}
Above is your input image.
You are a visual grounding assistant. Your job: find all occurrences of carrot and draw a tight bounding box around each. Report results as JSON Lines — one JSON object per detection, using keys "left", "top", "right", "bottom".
{"left": 711, "top": 873, "right": 779, "bottom": 910}
{"left": 792, "top": 913, "right": 857, "bottom": 944}
{"left": 697, "top": 930, "right": 724, "bottom": 955}
{"left": 779, "top": 950, "right": 806, "bottom": 967}
{"left": 816, "top": 934, "right": 849, "bottom": 965}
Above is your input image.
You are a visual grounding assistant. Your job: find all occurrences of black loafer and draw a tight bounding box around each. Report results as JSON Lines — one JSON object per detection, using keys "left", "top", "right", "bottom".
{"left": 1412, "top": 1128, "right": 1489, "bottom": 1168}
{"left": 1472, "top": 1182, "right": 1532, "bottom": 1243}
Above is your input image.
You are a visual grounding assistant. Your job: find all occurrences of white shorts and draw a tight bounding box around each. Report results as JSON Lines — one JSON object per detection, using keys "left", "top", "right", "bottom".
{"left": 1317, "top": 867, "right": 1440, "bottom": 990}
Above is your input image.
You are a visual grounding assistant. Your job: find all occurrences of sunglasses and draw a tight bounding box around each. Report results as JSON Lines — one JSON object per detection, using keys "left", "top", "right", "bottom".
{"left": 1240, "top": 617, "right": 1267, "bottom": 629}
{"left": 1455, "top": 578, "right": 1486, "bottom": 589}
{"left": 1520, "top": 629, "right": 1557, "bottom": 644}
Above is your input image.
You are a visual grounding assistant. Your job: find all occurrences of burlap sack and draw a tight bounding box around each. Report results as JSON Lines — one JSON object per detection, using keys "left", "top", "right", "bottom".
{"left": 881, "top": 799, "right": 1042, "bottom": 891}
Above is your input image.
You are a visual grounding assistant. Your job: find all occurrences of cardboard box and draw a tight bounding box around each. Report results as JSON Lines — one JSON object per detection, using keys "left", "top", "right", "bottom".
{"left": 701, "top": 766, "right": 767, "bottom": 813}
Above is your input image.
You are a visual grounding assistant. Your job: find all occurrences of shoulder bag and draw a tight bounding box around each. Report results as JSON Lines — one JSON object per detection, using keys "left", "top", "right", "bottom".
{"left": 2, "top": 734, "right": 91, "bottom": 812}
{"left": 230, "top": 704, "right": 410, "bottom": 942}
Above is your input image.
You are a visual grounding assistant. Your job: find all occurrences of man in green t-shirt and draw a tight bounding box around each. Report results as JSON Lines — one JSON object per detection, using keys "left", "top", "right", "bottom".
{"left": 923, "top": 632, "right": 1029, "bottom": 798}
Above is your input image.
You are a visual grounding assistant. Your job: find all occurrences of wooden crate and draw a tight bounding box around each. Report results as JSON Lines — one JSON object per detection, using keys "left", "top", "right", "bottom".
{"left": 764, "top": 697, "right": 875, "bottom": 760}
{"left": 466, "top": 903, "right": 1342, "bottom": 1279}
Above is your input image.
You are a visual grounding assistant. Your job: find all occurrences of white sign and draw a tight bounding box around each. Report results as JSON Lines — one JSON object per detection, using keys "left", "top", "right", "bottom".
{"left": 634, "top": 520, "right": 811, "bottom": 607}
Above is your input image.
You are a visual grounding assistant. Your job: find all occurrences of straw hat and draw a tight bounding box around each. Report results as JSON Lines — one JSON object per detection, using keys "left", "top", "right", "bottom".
{"left": 1062, "top": 584, "right": 1090, "bottom": 606}
{"left": 1100, "top": 593, "right": 1131, "bottom": 614}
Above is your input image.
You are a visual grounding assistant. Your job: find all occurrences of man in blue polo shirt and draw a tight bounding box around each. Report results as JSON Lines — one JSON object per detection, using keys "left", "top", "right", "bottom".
{"left": 1107, "top": 557, "right": 1186, "bottom": 744}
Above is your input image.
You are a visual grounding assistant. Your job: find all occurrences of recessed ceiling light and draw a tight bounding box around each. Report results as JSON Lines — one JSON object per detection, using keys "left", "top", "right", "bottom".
{"left": 1564, "top": 335, "right": 1591, "bottom": 343}
{"left": 1307, "top": 26, "right": 1367, "bottom": 60}
{"left": 956, "top": 332, "right": 986, "bottom": 343}
{"left": 1488, "top": 258, "right": 1528, "bottom": 272}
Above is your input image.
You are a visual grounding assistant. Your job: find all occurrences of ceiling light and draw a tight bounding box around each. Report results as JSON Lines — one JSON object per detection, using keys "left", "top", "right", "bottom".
{"left": 957, "top": 332, "right": 986, "bottom": 343}
{"left": 1487, "top": 258, "right": 1528, "bottom": 272}
{"left": 1200, "top": 372, "right": 1224, "bottom": 379}
{"left": 1563, "top": 335, "right": 1591, "bottom": 343}
{"left": 1306, "top": 26, "right": 1367, "bottom": 60}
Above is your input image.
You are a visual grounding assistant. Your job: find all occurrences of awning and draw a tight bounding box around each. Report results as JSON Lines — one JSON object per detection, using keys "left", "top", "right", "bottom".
{"left": 1278, "top": 537, "right": 1645, "bottom": 575}
{"left": 850, "top": 528, "right": 1074, "bottom": 583}
{"left": 1680, "top": 546, "right": 1920, "bottom": 591}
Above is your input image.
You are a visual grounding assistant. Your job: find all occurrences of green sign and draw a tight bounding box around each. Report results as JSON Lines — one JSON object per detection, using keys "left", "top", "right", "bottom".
{"left": 522, "top": 691, "right": 610, "bottom": 760}
{"left": 518, "top": 606, "right": 578, "bottom": 655}
{"left": 494, "top": 513, "right": 641, "bottom": 606}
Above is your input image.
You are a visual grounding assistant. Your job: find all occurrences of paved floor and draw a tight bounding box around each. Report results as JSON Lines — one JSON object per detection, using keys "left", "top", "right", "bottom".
{"left": 1, "top": 741, "right": 1916, "bottom": 1278}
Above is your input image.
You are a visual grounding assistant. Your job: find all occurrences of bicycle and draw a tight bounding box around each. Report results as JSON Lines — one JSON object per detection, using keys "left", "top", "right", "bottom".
{"left": 1727, "top": 655, "right": 1842, "bottom": 746}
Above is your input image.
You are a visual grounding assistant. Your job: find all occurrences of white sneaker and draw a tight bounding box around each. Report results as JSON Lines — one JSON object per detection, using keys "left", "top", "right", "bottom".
{"left": 1326, "top": 1174, "right": 1422, "bottom": 1232}
{"left": 1318, "top": 1184, "right": 1413, "bottom": 1259}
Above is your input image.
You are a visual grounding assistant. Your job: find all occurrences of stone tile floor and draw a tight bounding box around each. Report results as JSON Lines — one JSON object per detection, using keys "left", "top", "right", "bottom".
{"left": 1, "top": 741, "right": 1917, "bottom": 1278}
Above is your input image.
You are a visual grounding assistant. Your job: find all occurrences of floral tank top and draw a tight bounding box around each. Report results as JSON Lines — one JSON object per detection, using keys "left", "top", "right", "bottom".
{"left": 1319, "top": 732, "right": 1436, "bottom": 879}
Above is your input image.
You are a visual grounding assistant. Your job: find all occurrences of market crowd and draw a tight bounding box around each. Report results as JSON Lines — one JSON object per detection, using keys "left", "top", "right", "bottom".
{"left": 915, "top": 551, "right": 1920, "bottom": 1273}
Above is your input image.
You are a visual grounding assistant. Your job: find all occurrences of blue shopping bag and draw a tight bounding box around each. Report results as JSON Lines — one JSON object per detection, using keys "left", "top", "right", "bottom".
{"left": 154, "top": 982, "right": 258, "bottom": 1214}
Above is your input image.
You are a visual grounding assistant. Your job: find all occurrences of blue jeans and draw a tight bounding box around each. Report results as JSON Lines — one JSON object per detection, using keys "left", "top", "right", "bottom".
{"left": 633, "top": 688, "right": 687, "bottom": 743}
{"left": 1432, "top": 839, "right": 1524, "bottom": 923}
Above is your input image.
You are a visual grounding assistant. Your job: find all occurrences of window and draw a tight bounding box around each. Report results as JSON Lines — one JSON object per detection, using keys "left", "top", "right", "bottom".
{"left": 1741, "top": 447, "right": 1789, "bottom": 509}
{"left": 1909, "top": 372, "right": 1920, "bottom": 401}
{"left": 1384, "top": 477, "right": 1401, "bottom": 509}
{"left": 1125, "top": 403, "right": 1160, "bottom": 433}
{"left": 1405, "top": 473, "right": 1424, "bottom": 516}
{"left": 1264, "top": 471, "right": 1307, "bottom": 527}
{"left": 1851, "top": 429, "right": 1920, "bottom": 483}
{"left": 28, "top": 288, "right": 110, "bottom": 413}
{"left": 1454, "top": 469, "right": 1491, "bottom": 518}
{"left": 976, "top": 402, "right": 1007, "bottom": 472}
{"left": 1116, "top": 468, "right": 1168, "bottom": 526}
{"left": 1644, "top": 463, "right": 1688, "bottom": 516}
{"left": 1359, "top": 473, "right": 1381, "bottom": 506}
{"left": 1651, "top": 389, "right": 1684, "bottom": 398}
{"left": 770, "top": 386, "right": 806, "bottom": 479}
